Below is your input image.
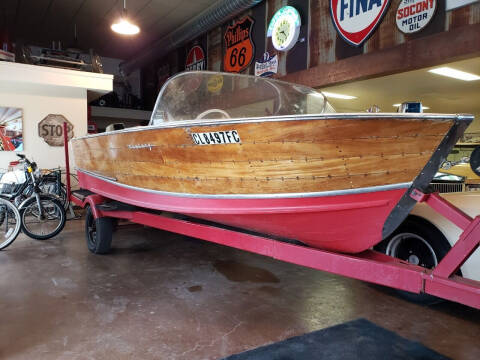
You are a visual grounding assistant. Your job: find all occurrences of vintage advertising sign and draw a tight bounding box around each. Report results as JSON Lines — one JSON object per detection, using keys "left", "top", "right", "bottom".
{"left": 330, "top": 0, "right": 391, "bottom": 46}
{"left": 267, "top": 6, "right": 302, "bottom": 52}
{"left": 255, "top": 52, "right": 278, "bottom": 77}
{"left": 191, "top": 130, "right": 241, "bottom": 145}
{"left": 38, "top": 114, "right": 74, "bottom": 147}
{"left": 224, "top": 16, "right": 255, "bottom": 73}
{"left": 396, "top": 0, "right": 437, "bottom": 33}
{"left": 185, "top": 45, "right": 206, "bottom": 71}
{"left": 207, "top": 75, "right": 224, "bottom": 93}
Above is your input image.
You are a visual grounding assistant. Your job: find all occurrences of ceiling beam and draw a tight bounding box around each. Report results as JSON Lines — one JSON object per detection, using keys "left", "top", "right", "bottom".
{"left": 280, "top": 23, "right": 480, "bottom": 89}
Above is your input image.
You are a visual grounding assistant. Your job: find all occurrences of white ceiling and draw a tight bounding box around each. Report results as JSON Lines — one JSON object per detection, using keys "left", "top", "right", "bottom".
{"left": 1, "top": 0, "right": 218, "bottom": 59}
{"left": 320, "top": 57, "right": 480, "bottom": 132}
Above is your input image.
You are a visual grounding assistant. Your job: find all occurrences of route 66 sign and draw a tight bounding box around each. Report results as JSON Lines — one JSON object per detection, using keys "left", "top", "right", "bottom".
{"left": 224, "top": 16, "right": 255, "bottom": 73}
{"left": 330, "top": 0, "right": 391, "bottom": 46}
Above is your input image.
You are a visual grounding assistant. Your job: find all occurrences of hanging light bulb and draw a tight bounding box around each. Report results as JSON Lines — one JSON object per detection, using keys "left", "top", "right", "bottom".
{"left": 111, "top": 0, "right": 140, "bottom": 35}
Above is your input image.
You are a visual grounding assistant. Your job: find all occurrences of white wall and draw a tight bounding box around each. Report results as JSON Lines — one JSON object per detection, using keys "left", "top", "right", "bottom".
{"left": 0, "top": 61, "right": 112, "bottom": 172}
{"left": 0, "top": 82, "right": 87, "bottom": 170}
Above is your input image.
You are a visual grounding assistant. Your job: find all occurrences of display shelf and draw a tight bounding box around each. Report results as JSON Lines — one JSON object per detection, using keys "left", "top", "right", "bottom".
{"left": 90, "top": 106, "right": 151, "bottom": 121}
{"left": 0, "top": 61, "right": 112, "bottom": 102}
{"left": 455, "top": 143, "right": 480, "bottom": 147}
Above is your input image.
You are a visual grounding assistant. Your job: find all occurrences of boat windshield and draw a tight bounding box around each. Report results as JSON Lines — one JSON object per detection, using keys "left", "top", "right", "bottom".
{"left": 150, "top": 71, "right": 335, "bottom": 124}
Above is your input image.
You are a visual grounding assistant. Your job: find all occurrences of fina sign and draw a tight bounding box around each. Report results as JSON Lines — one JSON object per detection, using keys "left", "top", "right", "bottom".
{"left": 330, "top": 0, "right": 391, "bottom": 46}
{"left": 396, "top": 0, "right": 437, "bottom": 34}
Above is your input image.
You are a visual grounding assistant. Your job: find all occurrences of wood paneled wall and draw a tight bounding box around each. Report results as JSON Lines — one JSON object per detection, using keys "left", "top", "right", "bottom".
{"left": 144, "top": 1, "right": 480, "bottom": 99}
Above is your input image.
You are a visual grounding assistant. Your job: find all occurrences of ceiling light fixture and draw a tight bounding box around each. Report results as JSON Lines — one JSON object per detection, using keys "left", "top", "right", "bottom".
{"left": 111, "top": 0, "right": 140, "bottom": 35}
{"left": 428, "top": 67, "right": 480, "bottom": 81}
{"left": 321, "top": 91, "right": 357, "bottom": 100}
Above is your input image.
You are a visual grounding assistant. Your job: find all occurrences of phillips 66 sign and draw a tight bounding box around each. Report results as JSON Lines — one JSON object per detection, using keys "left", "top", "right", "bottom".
{"left": 330, "top": 0, "right": 391, "bottom": 46}
{"left": 224, "top": 16, "right": 255, "bottom": 73}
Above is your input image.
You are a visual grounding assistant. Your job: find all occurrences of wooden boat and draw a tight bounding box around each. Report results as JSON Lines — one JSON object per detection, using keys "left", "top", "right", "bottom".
{"left": 72, "top": 71, "right": 473, "bottom": 253}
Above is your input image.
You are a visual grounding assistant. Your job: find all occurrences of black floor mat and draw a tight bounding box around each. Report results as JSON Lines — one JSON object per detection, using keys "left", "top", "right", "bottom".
{"left": 222, "top": 318, "right": 449, "bottom": 360}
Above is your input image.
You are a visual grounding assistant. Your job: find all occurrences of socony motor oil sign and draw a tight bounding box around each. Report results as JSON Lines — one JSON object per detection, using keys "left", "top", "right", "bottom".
{"left": 224, "top": 16, "right": 255, "bottom": 73}
{"left": 330, "top": 0, "right": 391, "bottom": 46}
{"left": 396, "top": 0, "right": 437, "bottom": 34}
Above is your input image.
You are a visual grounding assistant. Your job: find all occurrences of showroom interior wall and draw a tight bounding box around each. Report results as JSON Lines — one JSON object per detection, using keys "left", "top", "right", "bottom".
{"left": 0, "top": 85, "right": 85, "bottom": 169}
{"left": 0, "top": 62, "right": 112, "bottom": 170}
{"left": 284, "top": 1, "right": 480, "bottom": 87}
{"left": 139, "top": 0, "right": 480, "bottom": 127}
{"left": 140, "top": 0, "right": 480, "bottom": 86}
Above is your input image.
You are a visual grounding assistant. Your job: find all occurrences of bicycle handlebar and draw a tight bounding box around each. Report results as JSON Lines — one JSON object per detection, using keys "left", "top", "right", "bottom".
{"left": 16, "top": 153, "right": 32, "bottom": 166}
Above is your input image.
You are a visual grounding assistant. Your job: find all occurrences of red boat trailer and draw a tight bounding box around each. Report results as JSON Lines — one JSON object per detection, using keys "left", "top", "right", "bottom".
{"left": 63, "top": 124, "right": 480, "bottom": 309}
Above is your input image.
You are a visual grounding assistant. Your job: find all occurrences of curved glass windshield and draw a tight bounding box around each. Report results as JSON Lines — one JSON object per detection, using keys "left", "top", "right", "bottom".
{"left": 150, "top": 71, "right": 335, "bottom": 124}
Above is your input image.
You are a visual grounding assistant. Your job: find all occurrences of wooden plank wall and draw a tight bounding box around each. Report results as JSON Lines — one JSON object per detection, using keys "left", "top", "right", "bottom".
{"left": 308, "top": 0, "right": 480, "bottom": 63}
{"left": 285, "top": 0, "right": 480, "bottom": 86}
{"left": 146, "top": 1, "right": 480, "bottom": 96}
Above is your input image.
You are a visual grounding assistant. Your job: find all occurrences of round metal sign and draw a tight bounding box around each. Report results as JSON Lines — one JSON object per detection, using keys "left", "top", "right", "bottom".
{"left": 396, "top": 0, "right": 437, "bottom": 34}
{"left": 267, "top": 6, "right": 301, "bottom": 52}
{"left": 207, "top": 75, "right": 224, "bottom": 93}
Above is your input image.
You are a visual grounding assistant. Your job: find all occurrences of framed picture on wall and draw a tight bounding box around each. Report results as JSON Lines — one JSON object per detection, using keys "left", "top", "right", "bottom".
{"left": 0, "top": 106, "right": 23, "bottom": 151}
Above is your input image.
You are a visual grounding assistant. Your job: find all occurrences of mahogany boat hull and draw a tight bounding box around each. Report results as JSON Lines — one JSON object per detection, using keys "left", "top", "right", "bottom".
{"left": 73, "top": 115, "right": 455, "bottom": 195}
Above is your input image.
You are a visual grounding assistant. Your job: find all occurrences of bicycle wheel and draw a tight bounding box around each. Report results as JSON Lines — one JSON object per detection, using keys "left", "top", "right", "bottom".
{"left": 39, "top": 182, "right": 69, "bottom": 210}
{"left": 20, "top": 196, "right": 66, "bottom": 240}
{"left": 0, "top": 198, "right": 21, "bottom": 250}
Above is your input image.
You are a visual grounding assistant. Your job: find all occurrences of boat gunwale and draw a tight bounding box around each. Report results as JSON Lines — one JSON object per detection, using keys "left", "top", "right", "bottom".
{"left": 72, "top": 113, "right": 474, "bottom": 141}
{"left": 76, "top": 168, "right": 411, "bottom": 200}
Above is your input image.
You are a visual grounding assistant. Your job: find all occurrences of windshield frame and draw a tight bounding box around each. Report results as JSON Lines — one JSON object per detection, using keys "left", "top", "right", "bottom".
{"left": 149, "top": 70, "right": 334, "bottom": 125}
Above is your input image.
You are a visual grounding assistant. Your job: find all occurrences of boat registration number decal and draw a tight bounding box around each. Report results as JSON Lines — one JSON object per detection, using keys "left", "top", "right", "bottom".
{"left": 191, "top": 130, "right": 241, "bottom": 145}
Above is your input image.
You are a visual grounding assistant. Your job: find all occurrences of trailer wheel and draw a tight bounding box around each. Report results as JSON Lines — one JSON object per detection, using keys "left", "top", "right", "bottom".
{"left": 376, "top": 216, "right": 454, "bottom": 304}
{"left": 85, "top": 206, "right": 113, "bottom": 254}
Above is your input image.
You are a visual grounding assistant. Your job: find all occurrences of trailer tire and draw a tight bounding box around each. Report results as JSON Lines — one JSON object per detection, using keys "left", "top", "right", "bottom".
{"left": 85, "top": 206, "right": 113, "bottom": 254}
{"left": 375, "top": 215, "right": 454, "bottom": 304}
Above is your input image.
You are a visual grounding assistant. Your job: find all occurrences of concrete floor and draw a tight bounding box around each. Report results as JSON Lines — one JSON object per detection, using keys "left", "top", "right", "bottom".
{"left": 0, "top": 218, "right": 479, "bottom": 360}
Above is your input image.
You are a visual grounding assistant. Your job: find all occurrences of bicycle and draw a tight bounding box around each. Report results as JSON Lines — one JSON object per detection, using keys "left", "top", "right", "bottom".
{"left": 0, "top": 154, "right": 66, "bottom": 240}
{"left": 0, "top": 197, "right": 22, "bottom": 250}
{"left": 37, "top": 168, "right": 69, "bottom": 210}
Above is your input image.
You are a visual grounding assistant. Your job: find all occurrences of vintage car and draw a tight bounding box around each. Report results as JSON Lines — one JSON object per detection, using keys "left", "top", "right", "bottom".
{"left": 376, "top": 192, "right": 480, "bottom": 291}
